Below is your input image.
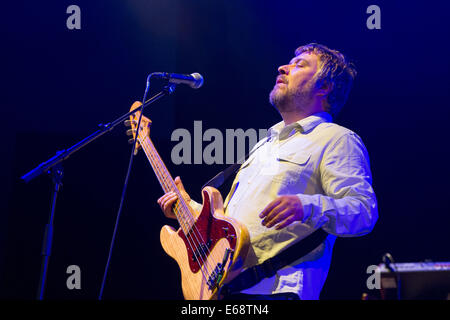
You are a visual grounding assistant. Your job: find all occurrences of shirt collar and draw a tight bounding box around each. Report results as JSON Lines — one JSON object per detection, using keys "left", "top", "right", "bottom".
{"left": 267, "top": 112, "right": 333, "bottom": 140}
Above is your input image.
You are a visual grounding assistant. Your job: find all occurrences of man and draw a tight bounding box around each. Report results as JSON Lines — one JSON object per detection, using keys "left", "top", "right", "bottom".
{"left": 158, "top": 43, "right": 378, "bottom": 300}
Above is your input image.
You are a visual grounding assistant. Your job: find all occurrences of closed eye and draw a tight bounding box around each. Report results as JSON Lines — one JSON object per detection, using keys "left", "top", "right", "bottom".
{"left": 289, "top": 57, "right": 309, "bottom": 68}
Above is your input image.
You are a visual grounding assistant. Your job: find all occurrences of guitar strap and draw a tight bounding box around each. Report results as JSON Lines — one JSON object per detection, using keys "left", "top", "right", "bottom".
{"left": 201, "top": 138, "right": 328, "bottom": 298}
{"left": 201, "top": 161, "right": 242, "bottom": 190}
{"left": 219, "top": 228, "right": 327, "bottom": 298}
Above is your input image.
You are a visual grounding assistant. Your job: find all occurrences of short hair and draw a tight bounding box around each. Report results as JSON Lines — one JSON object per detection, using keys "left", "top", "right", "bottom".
{"left": 295, "top": 43, "right": 357, "bottom": 117}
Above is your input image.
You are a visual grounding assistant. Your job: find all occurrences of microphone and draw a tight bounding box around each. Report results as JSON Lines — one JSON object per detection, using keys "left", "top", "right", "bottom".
{"left": 150, "top": 72, "right": 204, "bottom": 89}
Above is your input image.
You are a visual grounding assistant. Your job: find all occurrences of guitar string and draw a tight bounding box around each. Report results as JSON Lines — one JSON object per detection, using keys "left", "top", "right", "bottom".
{"left": 134, "top": 118, "right": 231, "bottom": 282}
{"left": 140, "top": 132, "right": 215, "bottom": 276}
{"left": 140, "top": 138, "right": 211, "bottom": 285}
{"left": 141, "top": 135, "right": 214, "bottom": 285}
{"left": 136, "top": 130, "right": 215, "bottom": 285}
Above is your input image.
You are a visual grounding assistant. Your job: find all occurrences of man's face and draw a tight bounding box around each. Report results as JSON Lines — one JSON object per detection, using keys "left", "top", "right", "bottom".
{"left": 269, "top": 52, "right": 321, "bottom": 113}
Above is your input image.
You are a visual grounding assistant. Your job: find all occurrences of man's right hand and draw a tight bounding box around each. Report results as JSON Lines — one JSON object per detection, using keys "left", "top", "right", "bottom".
{"left": 157, "top": 176, "right": 192, "bottom": 219}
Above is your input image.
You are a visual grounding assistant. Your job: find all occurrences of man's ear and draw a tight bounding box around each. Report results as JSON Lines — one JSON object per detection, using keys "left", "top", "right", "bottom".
{"left": 317, "top": 80, "right": 333, "bottom": 97}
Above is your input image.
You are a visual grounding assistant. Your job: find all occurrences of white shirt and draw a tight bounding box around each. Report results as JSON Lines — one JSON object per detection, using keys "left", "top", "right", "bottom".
{"left": 192, "top": 112, "right": 378, "bottom": 299}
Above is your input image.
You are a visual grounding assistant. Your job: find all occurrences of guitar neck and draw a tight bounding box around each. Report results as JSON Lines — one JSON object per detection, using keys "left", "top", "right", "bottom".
{"left": 137, "top": 132, "right": 195, "bottom": 234}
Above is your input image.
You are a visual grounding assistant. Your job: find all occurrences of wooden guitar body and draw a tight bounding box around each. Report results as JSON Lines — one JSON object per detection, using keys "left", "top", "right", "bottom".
{"left": 160, "top": 186, "right": 249, "bottom": 300}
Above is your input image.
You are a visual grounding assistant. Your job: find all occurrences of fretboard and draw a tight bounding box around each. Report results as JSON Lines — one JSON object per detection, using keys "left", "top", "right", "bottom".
{"left": 137, "top": 131, "right": 195, "bottom": 235}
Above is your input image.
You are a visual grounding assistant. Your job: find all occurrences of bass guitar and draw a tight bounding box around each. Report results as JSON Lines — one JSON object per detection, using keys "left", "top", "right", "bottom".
{"left": 126, "top": 101, "right": 250, "bottom": 300}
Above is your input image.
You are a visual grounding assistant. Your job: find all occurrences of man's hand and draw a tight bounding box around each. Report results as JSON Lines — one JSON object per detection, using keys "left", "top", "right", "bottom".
{"left": 259, "top": 195, "right": 304, "bottom": 230}
{"left": 157, "top": 176, "right": 192, "bottom": 219}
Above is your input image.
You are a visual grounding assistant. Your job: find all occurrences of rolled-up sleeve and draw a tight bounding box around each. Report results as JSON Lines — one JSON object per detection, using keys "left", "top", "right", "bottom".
{"left": 298, "top": 132, "right": 378, "bottom": 237}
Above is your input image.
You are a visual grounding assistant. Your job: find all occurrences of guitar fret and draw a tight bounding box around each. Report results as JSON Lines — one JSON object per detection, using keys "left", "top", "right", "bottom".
{"left": 139, "top": 133, "right": 195, "bottom": 234}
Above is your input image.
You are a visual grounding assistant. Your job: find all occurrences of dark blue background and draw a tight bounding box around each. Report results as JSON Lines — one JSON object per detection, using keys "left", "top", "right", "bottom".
{"left": 1, "top": 1, "right": 449, "bottom": 299}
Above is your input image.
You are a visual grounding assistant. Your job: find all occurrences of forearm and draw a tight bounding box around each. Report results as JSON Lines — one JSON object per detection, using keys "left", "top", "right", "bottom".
{"left": 297, "top": 193, "right": 378, "bottom": 237}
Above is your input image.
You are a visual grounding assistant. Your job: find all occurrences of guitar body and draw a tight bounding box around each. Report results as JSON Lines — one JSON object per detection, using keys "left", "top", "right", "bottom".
{"left": 160, "top": 186, "right": 249, "bottom": 300}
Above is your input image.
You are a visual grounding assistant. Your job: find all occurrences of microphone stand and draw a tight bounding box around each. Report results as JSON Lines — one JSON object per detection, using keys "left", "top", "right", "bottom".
{"left": 21, "top": 84, "right": 176, "bottom": 300}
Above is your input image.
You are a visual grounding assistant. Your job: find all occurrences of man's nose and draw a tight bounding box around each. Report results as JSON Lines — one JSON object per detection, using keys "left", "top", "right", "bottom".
{"left": 278, "top": 64, "right": 290, "bottom": 75}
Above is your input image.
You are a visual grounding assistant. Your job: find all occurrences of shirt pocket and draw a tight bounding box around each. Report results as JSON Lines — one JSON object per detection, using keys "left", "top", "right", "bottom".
{"left": 272, "top": 152, "right": 311, "bottom": 185}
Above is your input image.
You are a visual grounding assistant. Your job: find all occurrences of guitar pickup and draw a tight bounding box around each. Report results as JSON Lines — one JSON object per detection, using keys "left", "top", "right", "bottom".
{"left": 191, "top": 240, "right": 212, "bottom": 263}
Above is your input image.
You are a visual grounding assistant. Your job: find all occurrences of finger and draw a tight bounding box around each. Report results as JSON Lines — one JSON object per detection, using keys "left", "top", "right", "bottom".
{"left": 262, "top": 201, "right": 287, "bottom": 224}
{"left": 259, "top": 198, "right": 282, "bottom": 219}
{"left": 158, "top": 192, "right": 176, "bottom": 210}
{"left": 274, "top": 215, "right": 296, "bottom": 230}
{"left": 264, "top": 208, "right": 290, "bottom": 228}
{"left": 175, "top": 176, "right": 186, "bottom": 192}
{"left": 158, "top": 192, "right": 175, "bottom": 206}
{"left": 163, "top": 200, "right": 179, "bottom": 219}
{"left": 162, "top": 193, "right": 178, "bottom": 211}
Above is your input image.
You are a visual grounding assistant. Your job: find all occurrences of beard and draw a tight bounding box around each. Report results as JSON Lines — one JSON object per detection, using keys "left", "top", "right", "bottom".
{"left": 269, "top": 85, "right": 290, "bottom": 111}
{"left": 269, "top": 83, "right": 315, "bottom": 113}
